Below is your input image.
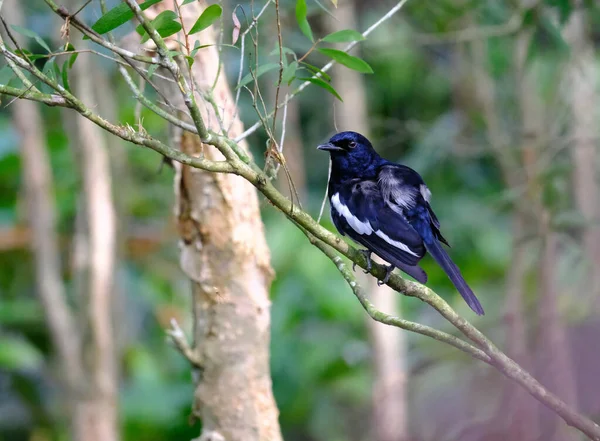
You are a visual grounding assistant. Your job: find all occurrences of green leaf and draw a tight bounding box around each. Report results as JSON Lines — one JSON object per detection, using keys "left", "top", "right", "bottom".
{"left": 136, "top": 10, "right": 182, "bottom": 43}
{"left": 61, "top": 60, "right": 71, "bottom": 93}
{"left": 182, "top": 0, "right": 196, "bottom": 4}
{"left": 147, "top": 63, "right": 159, "bottom": 79}
{"left": 282, "top": 61, "right": 298, "bottom": 85}
{"left": 42, "top": 58, "right": 57, "bottom": 82}
{"left": 295, "top": 0, "right": 314, "bottom": 42}
{"left": 190, "top": 41, "right": 213, "bottom": 57}
{"left": 300, "top": 62, "right": 331, "bottom": 82}
{"left": 0, "top": 336, "right": 43, "bottom": 370}
{"left": 14, "top": 49, "right": 46, "bottom": 61}
{"left": 90, "top": 0, "right": 163, "bottom": 35}
{"left": 10, "top": 25, "right": 51, "bottom": 53}
{"left": 0, "top": 65, "right": 15, "bottom": 85}
{"left": 237, "top": 63, "right": 280, "bottom": 89}
{"left": 189, "top": 4, "right": 223, "bottom": 35}
{"left": 317, "top": 48, "right": 373, "bottom": 73}
{"left": 269, "top": 45, "right": 296, "bottom": 58}
{"left": 322, "top": 29, "right": 365, "bottom": 43}
{"left": 298, "top": 76, "right": 342, "bottom": 101}
{"left": 64, "top": 43, "right": 79, "bottom": 68}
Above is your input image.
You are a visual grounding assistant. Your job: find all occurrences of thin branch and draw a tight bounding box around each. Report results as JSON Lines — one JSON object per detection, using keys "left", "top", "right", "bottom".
{"left": 167, "top": 318, "right": 203, "bottom": 367}
{"left": 412, "top": 14, "right": 522, "bottom": 45}
{"left": 235, "top": 0, "right": 410, "bottom": 142}
{"left": 301, "top": 227, "right": 491, "bottom": 363}
{"left": 43, "top": 0, "right": 160, "bottom": 65}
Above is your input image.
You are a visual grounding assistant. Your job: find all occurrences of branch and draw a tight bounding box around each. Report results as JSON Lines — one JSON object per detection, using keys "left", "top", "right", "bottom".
{"left": 301, "top": 227, "right": 491, "bottom": 363}
{"left": 166, "top": 318, "right": 203, "bottom": 368}
{"left": 43, "top": 0, "right": 160, "bottom": 65}
{"left": 235, "top": 0, "right": 410, "bottom": 142}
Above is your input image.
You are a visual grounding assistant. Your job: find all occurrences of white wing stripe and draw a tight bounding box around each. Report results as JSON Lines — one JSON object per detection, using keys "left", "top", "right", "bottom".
{"left": 375, "top": 230, "right": 419, "bottom": 257}
{"left": 331, "top": 193, "right": 373, "bottom": 235}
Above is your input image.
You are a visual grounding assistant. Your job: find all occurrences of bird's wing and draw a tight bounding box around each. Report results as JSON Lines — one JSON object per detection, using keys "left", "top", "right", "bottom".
{"left": 331, "top": 179, "right": 425, "bottom": 268}
{"left": 378, "top": 164, "right": 449, "bottom": 245}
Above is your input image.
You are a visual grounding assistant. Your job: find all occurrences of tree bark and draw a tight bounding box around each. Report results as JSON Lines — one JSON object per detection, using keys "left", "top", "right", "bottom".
{"left": 471, "top": 27, "right": 541, "bottom": 441}
{"left": 5, "top": 0, "right": 83, "bottom": 398}
{"left": 70, "top": 49, "right": 119, "bottom": 441}
{"left": 326, "top": 3, "right": 408, "bottom": 440}
{"left": 145, "top": 2, "right": 282, "bottom": 440}
{"left": 563, "top": 7, "right": 600, "bottom": 307}
{"left": 514, "top": 18, "right": 579, "bottom": 441}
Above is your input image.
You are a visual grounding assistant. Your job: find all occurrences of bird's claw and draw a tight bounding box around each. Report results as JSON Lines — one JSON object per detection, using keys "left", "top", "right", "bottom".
{"left": 377, "top": 265, "right": 395, "bottom": 286}
{"left": 353, "top": 250, "right": 372, "bottom": 273}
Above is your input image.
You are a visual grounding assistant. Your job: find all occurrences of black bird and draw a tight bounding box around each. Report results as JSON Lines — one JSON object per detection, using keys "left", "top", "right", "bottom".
{"left": 318, "top": 131, "right": 484, "bottom": 315}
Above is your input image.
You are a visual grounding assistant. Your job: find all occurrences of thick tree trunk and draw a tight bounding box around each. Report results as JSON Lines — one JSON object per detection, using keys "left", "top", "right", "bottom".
{"left": 145, "top": 2, "right": 282, "bottom": 440}
{"left": 326, "top": 3, "right": 408, "bottom": 441}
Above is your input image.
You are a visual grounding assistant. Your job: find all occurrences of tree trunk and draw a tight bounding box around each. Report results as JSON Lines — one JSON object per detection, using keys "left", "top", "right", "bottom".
{"left": 513, "top": 18, "right": 579, "bottom": 441}
{"left": 326, "top": 3, "right": 408, "bottom": 440}
{"left": 4, "top": 0, "right": 82, "bottom": 387}
{"left": 144, "top": 2, "right": 282, "bottom": 440}
{"left": 563, "top": 7, "right": 600, "bottom": 307}
{"left": 70, "top": 49, "right": 119, "bottom": 441}
{"left": 471, "top": 26, "right": 540, "bottom": 441}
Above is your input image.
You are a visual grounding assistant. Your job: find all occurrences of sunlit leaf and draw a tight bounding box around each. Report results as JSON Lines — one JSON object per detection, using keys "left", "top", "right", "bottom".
{"left": 298, "top": 76, "right": 342, "bottom": 100}
{"left": 322, "top": 29, "right": 365, "bottom": 43}
{"left": 189, "top": 4, "right": 223, "bottom": 35}
{"left": 136, "top": 10, "right": 182, "bottom": 43}
{"left": 10, "top": 25, "right": 51, "bottom": 53}
{"left": 237, "top": 63, "right": 280, "bottom": 89}
{"left": 91, "top": 0, "right": 163, "bottom": 35}
{"left": 318, "top": 48, "right": 373, "bottom": 73}
{"left": 295, "top": 0, "right": 314, "bottom": 42}
{"left": 182, "top": 0, "right": 196, "bottom": 4}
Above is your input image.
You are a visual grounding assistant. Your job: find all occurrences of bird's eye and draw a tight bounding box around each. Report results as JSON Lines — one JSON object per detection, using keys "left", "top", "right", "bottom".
{"left": 348, "top": 141, "right": 357, "bottom": 148}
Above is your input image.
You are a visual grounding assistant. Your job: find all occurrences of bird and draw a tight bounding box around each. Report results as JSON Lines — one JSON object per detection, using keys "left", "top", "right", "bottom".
{"left": 317, "top": 131, "right": 484, "bottom": 315}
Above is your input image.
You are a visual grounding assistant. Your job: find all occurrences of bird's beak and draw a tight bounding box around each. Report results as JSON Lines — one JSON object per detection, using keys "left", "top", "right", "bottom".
{"left": 317, "top": 143, "right": 342, "bottom": 151}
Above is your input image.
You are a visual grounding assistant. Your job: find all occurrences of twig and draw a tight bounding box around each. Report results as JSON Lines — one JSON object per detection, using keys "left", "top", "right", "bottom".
{"left": 301, "top": 227, "right": 491, "bottom": 363}
{"left": 167, "top": 318, "right": 203, "bottom": 367}
{"left": 235, "top": 0, "right": 410, "bottom": 142}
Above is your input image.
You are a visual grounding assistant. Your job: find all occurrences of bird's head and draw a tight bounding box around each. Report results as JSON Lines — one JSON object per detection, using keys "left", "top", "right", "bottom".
{"left": 317, "top": 131, "right": 381, "bottom": 175}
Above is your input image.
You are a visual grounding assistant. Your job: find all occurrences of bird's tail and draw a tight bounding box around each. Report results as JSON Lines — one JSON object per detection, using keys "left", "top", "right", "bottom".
{"left": 424, "top": 239, "right": 484, "bottom": 315}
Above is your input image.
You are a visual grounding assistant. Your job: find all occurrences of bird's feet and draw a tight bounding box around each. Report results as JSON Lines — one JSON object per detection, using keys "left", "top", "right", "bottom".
{"left": 353, "top": 249, "right": 372, "bottom": 273}
{"left": 377, "top": 264, "right": 395, "bottom": 286}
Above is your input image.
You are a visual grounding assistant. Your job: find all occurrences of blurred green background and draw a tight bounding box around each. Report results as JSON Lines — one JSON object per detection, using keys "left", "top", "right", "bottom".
{"left": 1, "top": 0, "right": 600, "bottom": 440}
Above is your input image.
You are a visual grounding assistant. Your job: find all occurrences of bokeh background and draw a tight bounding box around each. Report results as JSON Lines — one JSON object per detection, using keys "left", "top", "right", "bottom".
{"left": 1, "top": 0, "right": 600, "bottom": 440}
